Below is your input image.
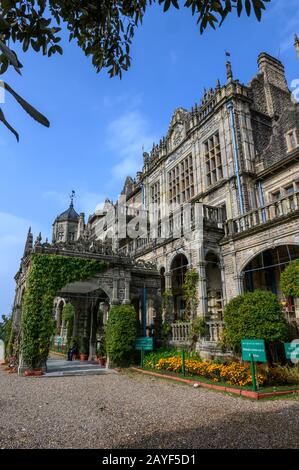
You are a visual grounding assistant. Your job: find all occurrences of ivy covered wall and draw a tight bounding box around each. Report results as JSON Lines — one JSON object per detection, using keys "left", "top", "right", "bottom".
{"left": 20, "top": 253, "right": 108, "bottom": 369}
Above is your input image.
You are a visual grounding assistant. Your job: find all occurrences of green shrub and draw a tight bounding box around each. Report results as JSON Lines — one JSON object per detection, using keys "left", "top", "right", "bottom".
{"left": 265, "top": 365, "right": 299, "bottom": 386}
{"left": 189, "top": 317, "right": 206, "bottom": 339}
{"left": 106, "top": 304, "right": 137, "bottom": 366}
{"left": 79, "top": 337, "right": 89, "bottom": 355}
{"left": 223, "top": 290, "right": 288, "bottom": 361}
{"left": 161, "top": 322, "right": 172, "bottom": 338}
{"left": 62, "top": 303, "right": 75, "bottom": 324}
{"left": 0, "top": 315, "right": 13, "bottom": 359}
{"left": 280, "top": 259, "right": 299, "bottom": 298}
{"left": 97, "top": 328, "right": 106, "bottom": 357}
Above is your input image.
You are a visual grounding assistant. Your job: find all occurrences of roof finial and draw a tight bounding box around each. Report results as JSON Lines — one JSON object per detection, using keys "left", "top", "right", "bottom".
{"left": 225, "top": 51, "right": 233, "bottom": 82}
{"left": 70, "top": 190, "right": 75, "bottom": 207}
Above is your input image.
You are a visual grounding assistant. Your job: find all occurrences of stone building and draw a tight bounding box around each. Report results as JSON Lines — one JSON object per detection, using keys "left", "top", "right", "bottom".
{"left": 11, "top": 44, "right": 299, "bottom": 360}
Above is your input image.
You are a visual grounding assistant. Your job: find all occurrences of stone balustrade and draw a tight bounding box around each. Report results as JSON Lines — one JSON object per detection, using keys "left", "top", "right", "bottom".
{"left": 171, "top": 322, "right": 191, "bottom": 343}
{"left": 224, "top": 191, "right": 299, "bottom": 237}
{"left": 206, "top": 321, "right": 224, "bottom": 343}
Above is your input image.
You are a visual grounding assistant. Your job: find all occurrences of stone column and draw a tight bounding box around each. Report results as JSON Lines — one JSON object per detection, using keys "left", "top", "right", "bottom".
{"left": 236, "top": 274, "right": 245, "bottom": 295}
{"left": 164, "top": 273, "right": 174, "bottom": 322}
{"left": 220, "top": 261, "right": 227, "bottom": 314}
{"left": 122, "top": 276, "right": 131, "bottom": 304}
{"left": 111, "top": 278, "right": 119, "bottom": 305}
{"left": 197, "top": 261, "right": 208, "bottom": 317}
{"left": 165, "top": 273, "right": 172, "bottom": 290}
{"left": 88, "top": 304, "right": 97, "bottom": 361}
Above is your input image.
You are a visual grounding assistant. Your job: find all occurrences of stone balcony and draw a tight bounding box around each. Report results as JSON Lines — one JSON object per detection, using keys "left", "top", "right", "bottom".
{"left": 224, "top": 191, "right": 299, "bottom": 238}
{"left": 170, "top": 320, "right": 224, "bottom": 345}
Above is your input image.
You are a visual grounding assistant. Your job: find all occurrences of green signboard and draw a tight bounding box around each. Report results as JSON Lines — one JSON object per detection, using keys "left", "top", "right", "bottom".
{"left": 241, "top": 339, "right": 267, "bottom": 363}
{"left": 135, "top": 337, "right": 153, "bottom": 351}
{"left": 284, "top": 342, "right": 299, "bottom": 361}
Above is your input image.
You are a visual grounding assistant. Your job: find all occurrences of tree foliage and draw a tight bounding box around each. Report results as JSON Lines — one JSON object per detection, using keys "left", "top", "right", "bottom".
{"left": 105, "top": 304, "right": 137, "bottom": 366}
{"left": 0, "top": 314, "right": 12, "bottom": 355}
{"left": 280, "top": 260, "right": 299, "bottom": 299}
{"left": 0, "top": 1, "right": 271, "bottom": 77}
{"left": 0, "top": 0, "right": 271, "bottom": 139}
{"left": 223, "top": 290, "right": 288, "bottom": 354}
{"left": 21, "top": 253, "right": 108, "bottom": 369}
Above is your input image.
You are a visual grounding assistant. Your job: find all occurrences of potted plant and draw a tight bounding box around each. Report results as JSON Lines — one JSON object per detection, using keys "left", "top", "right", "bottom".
{"left": 79, "top": 337, "right": 89, "bottom": 361}
{"left": 96, "top": 332, "right": 106, "bottom": 366}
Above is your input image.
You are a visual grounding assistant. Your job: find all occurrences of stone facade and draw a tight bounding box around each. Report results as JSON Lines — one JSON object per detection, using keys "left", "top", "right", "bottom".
{"left": 86, "top": 49, "right": 299, "bottom": 353}
{"left": 11, "top": 46, "right": 299, "bottom": 361}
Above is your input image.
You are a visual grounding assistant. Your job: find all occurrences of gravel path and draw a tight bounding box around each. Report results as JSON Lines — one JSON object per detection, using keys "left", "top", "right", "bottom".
{"left": 0, "top": 368, "right": 298, "bottom": 449}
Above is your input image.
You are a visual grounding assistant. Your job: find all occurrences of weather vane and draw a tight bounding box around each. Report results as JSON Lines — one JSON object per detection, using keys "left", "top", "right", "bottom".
{"left": 70, "top": 190, "right": 75, "bottom": 206}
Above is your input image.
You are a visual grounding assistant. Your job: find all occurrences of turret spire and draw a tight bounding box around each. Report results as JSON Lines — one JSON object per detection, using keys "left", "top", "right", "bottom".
{"left": 70, "top": 190, "right": 75, "bottom": 208}
{"left": 23, "top": 227, "right": 33, "bottom": 257}
{"left": 225, "top": 51, "right": 233, "bottom": 82}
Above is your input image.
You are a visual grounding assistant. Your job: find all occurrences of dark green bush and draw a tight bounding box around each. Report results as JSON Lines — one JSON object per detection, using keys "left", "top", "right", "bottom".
{"left": 223, "top": 290, "right": 288, "bottom": 360}
{"left": 106, "top": 304, "right": 137, "bottom": 366}
{"left": 79, "top": 337, "right": 89, "bottom": 355}
{"left": 280, "top": 259, "right": 299, "bottom": 298}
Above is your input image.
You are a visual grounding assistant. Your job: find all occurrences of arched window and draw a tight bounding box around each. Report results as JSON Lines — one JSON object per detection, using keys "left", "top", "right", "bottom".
{"left": 170, "top": 253, "right": 188, "bottom": 320}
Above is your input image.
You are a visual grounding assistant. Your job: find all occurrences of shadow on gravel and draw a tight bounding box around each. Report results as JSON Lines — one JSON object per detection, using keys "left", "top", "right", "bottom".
{"left": 118, "top": 404, "right": 299, "bottom": 449}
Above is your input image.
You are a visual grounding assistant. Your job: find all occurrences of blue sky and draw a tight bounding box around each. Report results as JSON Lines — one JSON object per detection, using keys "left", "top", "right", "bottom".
{"left": 0, "top": 0, "right": 298, "bottom": 314}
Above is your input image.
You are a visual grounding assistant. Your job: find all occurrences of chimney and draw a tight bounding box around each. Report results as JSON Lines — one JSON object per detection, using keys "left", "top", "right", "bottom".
{"left": 257, "top": 53, "right": 288, "bottom": 92}
{"left": 77, "top": 213, "right": 85, "bottom": 239}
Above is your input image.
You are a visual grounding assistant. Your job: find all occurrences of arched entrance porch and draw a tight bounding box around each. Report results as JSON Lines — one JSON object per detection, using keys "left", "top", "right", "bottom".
{"left": 58, "top": 279, "right": 111, "bottom": 360}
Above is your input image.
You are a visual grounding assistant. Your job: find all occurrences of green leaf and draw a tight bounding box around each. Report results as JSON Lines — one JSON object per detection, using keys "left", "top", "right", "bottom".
{"left": 0, "top": 107, "right": 19, "bottom": 141}
{"left": 3, "top": 82, "right": 50, "bottom": 128}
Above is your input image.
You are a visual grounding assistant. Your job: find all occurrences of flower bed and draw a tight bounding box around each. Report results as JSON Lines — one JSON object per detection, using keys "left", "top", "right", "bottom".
{"left": 146, "top": 357, "right": 263, "bottom": 386}
{"left": 144, "top": 355, "right": 299, "bottom": 387}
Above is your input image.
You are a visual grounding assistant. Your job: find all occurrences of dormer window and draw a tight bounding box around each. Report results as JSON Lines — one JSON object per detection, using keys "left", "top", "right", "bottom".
{"left": 286, "top": 129, "right": 298, "bottom": 152}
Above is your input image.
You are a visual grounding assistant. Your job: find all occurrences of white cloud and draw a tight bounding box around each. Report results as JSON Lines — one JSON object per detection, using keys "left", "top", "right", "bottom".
{"left": 107, "top": 110, "right": 158, "bottom": 182}
{"left": 269, "top": 0, "right": 299, "bottom": 53}
{"left": 0, "top": 212, "right": 45, "bottom": 314}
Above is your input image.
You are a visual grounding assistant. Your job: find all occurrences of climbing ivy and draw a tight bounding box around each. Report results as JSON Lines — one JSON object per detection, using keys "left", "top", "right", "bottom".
{"left": 21, "top": 253, "right": 108, "bottom": 369}
{"left": 183, "top": 268, "right": 199, "bottom": 320}
{"left": 62, "top": 302, "right": 75, "bottom": 351}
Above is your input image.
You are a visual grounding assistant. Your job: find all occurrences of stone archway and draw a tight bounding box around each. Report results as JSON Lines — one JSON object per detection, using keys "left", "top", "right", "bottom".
{"left": 241, "top": 244, "right": 299, "bottom": 337}
{"left": 170, "top": 253, "right": 189, "bottom": 320}
{"left": 242, "top": 244, "right": 299, "bottom": 296}
{"left": 58, "top": 280, "right": 111, "bottom": 360}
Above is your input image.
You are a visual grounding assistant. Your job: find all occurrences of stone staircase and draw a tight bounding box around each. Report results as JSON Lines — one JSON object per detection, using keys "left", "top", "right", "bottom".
{"left": 44, "top": 359, "right": 116, "bottom": 377}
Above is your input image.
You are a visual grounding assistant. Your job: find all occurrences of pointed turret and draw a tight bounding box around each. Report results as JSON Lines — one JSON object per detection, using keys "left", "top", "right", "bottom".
{"left": 52, "top": 191, "right": 80, "bottom": 243}
{"left": 23, "top": 227, "right": 33, "bottom": 257}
